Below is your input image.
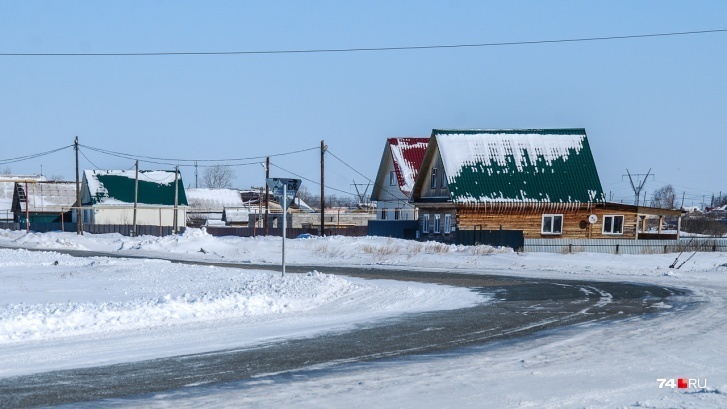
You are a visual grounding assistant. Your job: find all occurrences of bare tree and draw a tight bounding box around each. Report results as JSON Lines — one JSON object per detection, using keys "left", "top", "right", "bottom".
{"left": 48, "top": 174, "right": 66, "bottom": 181}
{"left": 652, "top": 184, "right": 676, "bottom": 209}
{"left": 203, "top": 165, "right": 235, "bottom": 189}
{"left": 0, "top": 166, "right": 11, "bottom": 175}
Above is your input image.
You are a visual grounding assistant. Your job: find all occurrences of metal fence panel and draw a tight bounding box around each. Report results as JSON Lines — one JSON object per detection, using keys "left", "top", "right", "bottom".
{"left": 524, "top": 238, "right": 727, "bottom": 254}
{"left": 456, "top": 229, "right": 524, "bottom": 250}
{"left": 368, "top": 220, "right": 419, "bottom": 240}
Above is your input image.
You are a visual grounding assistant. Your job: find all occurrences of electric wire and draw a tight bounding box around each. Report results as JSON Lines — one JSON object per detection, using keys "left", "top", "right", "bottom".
{"left": 269, "top": 162, "right": 356, "bottom": 197}
{"left": 80, "top": 144, "right": 318, "bottom": 163}
{"left": 325, "top": 148, "right": 404, "bottom": 202}
{"left": 78, "top": 146, "right": 266, "bottom": 168}
{"left": 78, "top": 148, "right": 102, "bottom": 170}
{"left": 2, "top": 28, "right": 726, "bottom": 57}
{"left": 0, "top": 145, "right": 73, "bottom": 165}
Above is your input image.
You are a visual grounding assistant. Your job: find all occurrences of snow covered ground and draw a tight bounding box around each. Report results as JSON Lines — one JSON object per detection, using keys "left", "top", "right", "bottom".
{"left": 2, "top": 228, "right": 727, "bottom": 408}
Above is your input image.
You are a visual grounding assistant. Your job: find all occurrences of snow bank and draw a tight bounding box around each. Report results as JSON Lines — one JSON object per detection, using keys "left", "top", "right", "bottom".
{"left": 0, "top": 246, "right": 487, "bottom": 377}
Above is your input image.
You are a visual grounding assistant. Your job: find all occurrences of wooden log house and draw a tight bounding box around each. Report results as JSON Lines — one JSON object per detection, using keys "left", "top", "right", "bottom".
{"left": 411, "top": 129, "right": 681, "bottom": 244}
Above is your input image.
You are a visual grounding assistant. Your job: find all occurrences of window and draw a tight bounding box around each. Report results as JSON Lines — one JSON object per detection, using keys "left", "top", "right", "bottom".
{"left": 389, "top": 171, "right": 397, "bottom": 186}
{"left": 441, "top": 170, "right": 447, "bottom": 188}
{"left": 542, "top": 214, "right": 563, "bottom": 235}
{"left": 603, "top": 215, "right": 624, "bottom": 235}
{"left": 380, "top": 209, "right": 387, "bottom": 220}
{"left": 422, "top": 214, "right": 430, "bottom": 233}
{"left": 444, "top": 214, "right": 452, "bottom": 234}
{"left": 431, "top": 168, "right": 438, "bottom": 189}
{"left": 394, "top": 208, "right": 401, "bottom": 220}
{"left": 434, "top": 214, "right": 441, "bottom": 233}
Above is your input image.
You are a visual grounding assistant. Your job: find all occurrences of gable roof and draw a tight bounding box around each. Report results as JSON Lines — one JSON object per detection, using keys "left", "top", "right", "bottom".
{"left": 186, "top": 188, "right": 243, "bottom": 211}
{"left": 415, "top": 129, "right": 605, "bottom": 204}
{"left": 371, "top": 137, "right": 429, "bottom": 200}
{"left": 15, "top": 181, "right": 77, "bottom": 213}
{"left": 83, "top": 170, "right": 188, "bottom": 206}
{"left": 0, "top": 175, "right": 46, "bottom": 219}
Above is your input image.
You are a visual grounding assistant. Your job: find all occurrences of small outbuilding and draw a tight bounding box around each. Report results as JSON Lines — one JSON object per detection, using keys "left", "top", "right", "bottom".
{"left": 12, "top": 181, "right": 76, "bottom": 225}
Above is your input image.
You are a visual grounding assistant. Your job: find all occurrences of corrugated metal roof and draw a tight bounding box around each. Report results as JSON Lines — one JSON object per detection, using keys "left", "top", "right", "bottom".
{"left": 433, "top": 129, "right": 605, "bottom": 204}
{"left": 16, "top": 181, "right": 77, "bottom": 213}
{"left": 388, "top": 137, "right": 429, "bottom": 197}
{"left": 84, "top": 170, "right": 188, "bottom": 206}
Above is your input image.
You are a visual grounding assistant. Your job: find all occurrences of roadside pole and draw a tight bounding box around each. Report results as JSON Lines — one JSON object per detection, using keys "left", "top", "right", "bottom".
{"left": 266, "top": 177, "right": 301, "bottom": 279}
{"left": 282, "top": 183, "right": 286, "bottom": 277}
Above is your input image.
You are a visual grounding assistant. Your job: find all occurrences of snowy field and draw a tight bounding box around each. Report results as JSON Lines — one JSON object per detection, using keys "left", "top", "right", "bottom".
{"left": 1, "top": 228, "right": 727, "bottom": 408}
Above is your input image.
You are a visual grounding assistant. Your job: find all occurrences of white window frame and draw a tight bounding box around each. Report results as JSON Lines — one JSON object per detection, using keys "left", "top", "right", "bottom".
{"left": 380, "top": 209, "right": 387, "bottom": 220}
{"left": 394, "top": 208, "right": 401, "bottom": 220}
{"left": 434, "top": 214, "right": 441, "bottom": 234}
{"left": 444, "top": 214, "right": 452, "bottom": 234}
{"left": 389, "top": 171, "right": 397, "bottom": 186}
{"left": 541, "top": 214, "right": 563, "bottom": 235}
{"left": 602, "top": 215, "right": 624, "bottom": 235}
{"left": 431, "top": 168, "right": 438, "bottom": 189}
{"left": 422, "top": 214, "right": 430, "bottom": 233}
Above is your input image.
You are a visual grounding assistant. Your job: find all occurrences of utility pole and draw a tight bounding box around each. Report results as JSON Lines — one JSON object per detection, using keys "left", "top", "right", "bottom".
{"left": 173, "top": 165, "right": 179, "bottom": 234}
{"left": 681, "top": 191, "right": 685, "bottom": 209}
{"left": 195, "top": 161, "right": 198, "bottom": 188}
{"left": 624, "top": 169, "right": 653, "bottom": 206}
{"left": 74, "top": 136, "right": 83, "bottom": 235}
{"left": 132, "top": 160, "right": 139, "bottom": 237}
{"left": 320, "top": 140, "right": 327, "bottom": 236}
{"left": 264, "top": 157, "right": 270, "bottom": 235}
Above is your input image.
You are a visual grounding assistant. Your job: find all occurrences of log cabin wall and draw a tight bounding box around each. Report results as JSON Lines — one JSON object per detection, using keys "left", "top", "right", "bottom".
{"left": 456, "top": 203, "right": 639, "bottom": 240}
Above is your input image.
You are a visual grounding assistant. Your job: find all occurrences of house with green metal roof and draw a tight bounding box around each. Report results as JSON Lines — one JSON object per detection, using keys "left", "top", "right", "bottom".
{"left": 80, "top": 169, "right": 188, "bottom": 228}
{"left": 411, "top": 129, "right": 681, "bottom": 246}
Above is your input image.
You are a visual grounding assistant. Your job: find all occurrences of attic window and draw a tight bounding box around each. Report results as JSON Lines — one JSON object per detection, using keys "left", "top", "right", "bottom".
{"left": 431, "top": 168, "right": 438, "bottom": 189}
{"left": 542, "top": 214, "right": 563, "bottom": 235}
{"left": 389, "top": 171, "right": 397, "bottom": 186}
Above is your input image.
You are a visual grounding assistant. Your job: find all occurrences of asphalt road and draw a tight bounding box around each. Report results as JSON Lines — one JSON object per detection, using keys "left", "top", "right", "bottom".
{"left": 0, "top": 247, "right": 690, "bottom": 408}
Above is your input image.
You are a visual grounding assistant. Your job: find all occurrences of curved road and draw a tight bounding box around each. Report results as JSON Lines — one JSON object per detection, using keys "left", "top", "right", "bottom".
{"left": 0, "top": 248, "right": 690, "bottom": 408}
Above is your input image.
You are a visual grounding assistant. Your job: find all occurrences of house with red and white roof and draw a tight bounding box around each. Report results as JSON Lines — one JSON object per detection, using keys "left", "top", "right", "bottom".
{"left": 370, "top": 138, "right": 429, "bottom": 221}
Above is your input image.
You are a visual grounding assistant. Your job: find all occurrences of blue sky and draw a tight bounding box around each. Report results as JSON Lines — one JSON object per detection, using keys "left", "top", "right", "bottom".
{"left": 1, "top": 1, "right": 725, "bottom": 207}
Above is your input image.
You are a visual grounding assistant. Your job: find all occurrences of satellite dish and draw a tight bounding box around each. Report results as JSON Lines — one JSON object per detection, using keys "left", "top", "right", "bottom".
{"left": 588, "top": 214, "right": 598, "bottom": 224}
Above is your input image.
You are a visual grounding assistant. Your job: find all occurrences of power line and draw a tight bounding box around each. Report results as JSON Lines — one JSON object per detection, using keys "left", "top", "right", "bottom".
{"left": 269, "top": 162, "right": 355, "bottom": 197}
{"left": 78, "top": 148, "right": 102, "bottom": 170}
{"left": 326, "top": 148, "right": 402, "bottom": 201}
{"left": 0, "top": 145, "right": 73, "bottom": 165}
{"left": 2, "top": 28, "right": 725, "bottom": 57}
{"left": 80, "top": 144, "right": 317, "bottom": 163}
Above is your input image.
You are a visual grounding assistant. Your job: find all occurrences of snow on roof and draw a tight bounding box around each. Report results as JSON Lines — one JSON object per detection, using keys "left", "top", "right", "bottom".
{"left": 18, "top": 182, "right": 77, "bottom": 213}
{"left": 0, "top": 176, "right": 51, "bottom": 220}
{"left": 223, "top": 207, "right": 250, "bottom": 223}
{"left": 437, "top": 131, "right": 586, "bottom": 177}
{"left": 431, "top": 129, "right": 604, "bottom": 204}
{"left": 84, "top": 170, "right": 187, "bottom": 206}
{"left": 388, "top": 138, "right": 429, "bottom": 196}
{"left": 186, "top": 188, "right": 244, "bottom": 210}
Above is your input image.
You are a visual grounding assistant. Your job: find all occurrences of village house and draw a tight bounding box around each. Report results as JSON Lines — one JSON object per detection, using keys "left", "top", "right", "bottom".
{"left": 78, "top": 169, "right": 187, "bottom": 228}
{"left": 411, "top": 129, "right": 681, "bottom": 246}
{"left": 370, "top": 137, "right": 429, "bottom": 221}
{"left": 0, "top": 175, "right": 46, "bottom": 223}
{"left": 368, "top": 138, "right": 428, "bottom": 239}
{"left": 12, "top": 181, "right": 77, "bottom": 226}
{"left": 186, "top": 188, "right": 246, "bottom": 227}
